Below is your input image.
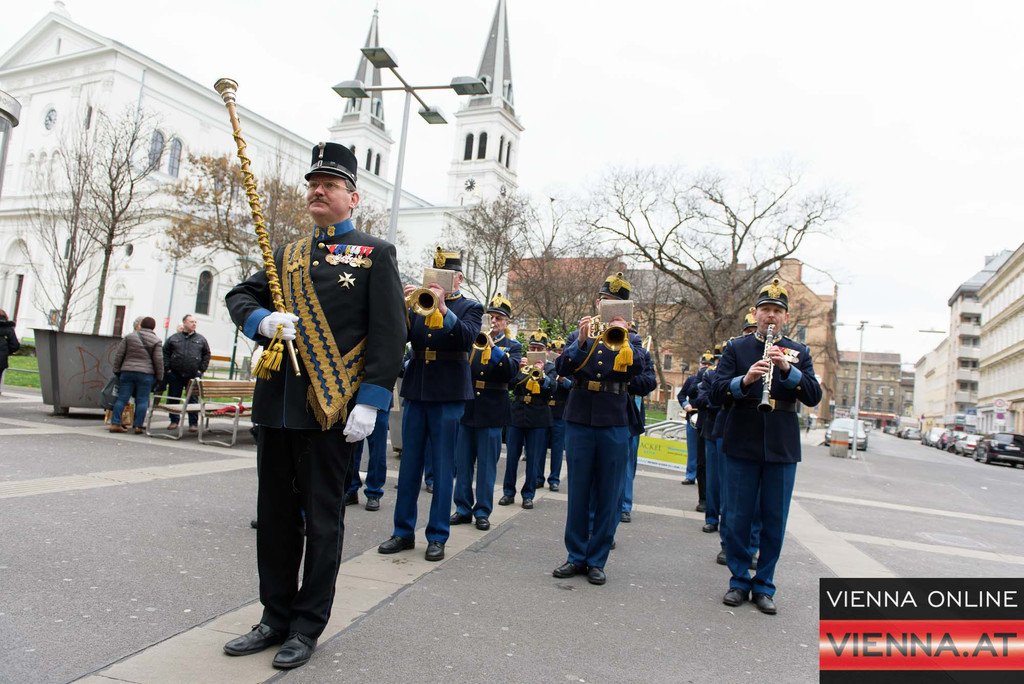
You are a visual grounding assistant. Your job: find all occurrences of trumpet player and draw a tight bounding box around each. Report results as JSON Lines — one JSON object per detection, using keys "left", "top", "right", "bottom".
{"left": 541, "top": 338, "right": 572, "bottom": 492}
{"left": 711, "top": 279, "right": 821, "bottom": 615}
{"left": 451, "top": 295, "right": 521, "bottom": 530}
{"left": 378, "top": 248, "right": 482, "bottom": 563}
{"left": 500, "top": 330, "right": 555, "bottom": 509}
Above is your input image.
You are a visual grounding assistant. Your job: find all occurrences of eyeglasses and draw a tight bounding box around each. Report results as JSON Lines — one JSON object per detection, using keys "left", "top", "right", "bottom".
{"left": 305, "top": 179, "right": 349, "bottom": 192}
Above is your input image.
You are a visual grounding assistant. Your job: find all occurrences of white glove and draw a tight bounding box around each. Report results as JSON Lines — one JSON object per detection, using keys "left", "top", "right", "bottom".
{"left": 344, "top": 403, "right": 378, "bottom": 443}
{"left": 258, "top": 312, "right": 299, "bottom": 341}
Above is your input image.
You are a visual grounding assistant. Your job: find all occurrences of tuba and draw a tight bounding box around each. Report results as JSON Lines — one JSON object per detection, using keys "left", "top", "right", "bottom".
{"left": 757, "top": 324, "right": 777, "bottom": 413}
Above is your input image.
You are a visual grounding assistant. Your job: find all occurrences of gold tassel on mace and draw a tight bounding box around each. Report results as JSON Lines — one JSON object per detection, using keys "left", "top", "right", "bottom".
{"left": 253, "top": 325, "right": 285, "bottom": 380}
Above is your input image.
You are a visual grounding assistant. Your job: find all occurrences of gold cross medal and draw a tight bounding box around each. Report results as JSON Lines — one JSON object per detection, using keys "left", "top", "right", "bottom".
{"left": 338, "top": 272, "right": 356, "bottom": 289}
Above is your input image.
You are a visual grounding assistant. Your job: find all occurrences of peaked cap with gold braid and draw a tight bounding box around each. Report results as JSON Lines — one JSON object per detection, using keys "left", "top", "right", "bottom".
{"left": 598, "top": 272, "right": 632, "bottom": 300}
{"left": 487, "top": 292, "right": 513, "bottom": 318}
{"left": 742, "top": 306, "right": 758, "bottom": 332}
{"left": 433, "top": 246, "right": 463, "bottom": 272}
{"left": 528, "top": 329, "right": 550, "bottom": 347}
{"left": 756, "top": 277, "right": 789, "bottom": 310}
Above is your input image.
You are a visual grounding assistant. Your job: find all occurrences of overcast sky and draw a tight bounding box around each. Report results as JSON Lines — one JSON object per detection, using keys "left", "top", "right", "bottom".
{"left": 4, "top": 0, "right": 1021, "bottom": 364}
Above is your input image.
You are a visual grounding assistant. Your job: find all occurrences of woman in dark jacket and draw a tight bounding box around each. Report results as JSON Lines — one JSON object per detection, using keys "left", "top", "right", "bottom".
{"left": 0, "top": 309, "right": 20, "bottom": 382}
{"left": 110, "top": 316, "right": 164, "bottom": 434}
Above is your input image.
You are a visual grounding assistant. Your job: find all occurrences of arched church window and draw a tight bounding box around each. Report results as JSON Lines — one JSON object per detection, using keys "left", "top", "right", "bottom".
{"left": 168, "top": 138, "right": 183, "bottom": 177}
{"left": 463, "top": 134, "right": 474, "bottom": 161}
{"left": 498, "top": 136, "right": 505, "bottom": 164}
{"left": 477, "top": 132, "right": 487, "bottom": 160}
{"left": 349, "top": 145, "right": 356, "bottom": 155}
{"left": 365, "top": 148, "right": 373, "bottom": 171}
{"left": 505, "top": 141, "right": 512, "bottom": 168}
{"left": 374, "top": 154, "right": 381, "bottom": 175}
{"left": 195, "top": 270, "right": 213, "bottom": 315}
{"left": 148, "top": 130, "right": 165, "bottom": 171}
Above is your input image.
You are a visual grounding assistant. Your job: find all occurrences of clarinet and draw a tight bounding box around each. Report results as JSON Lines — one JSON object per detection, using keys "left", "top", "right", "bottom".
{"left": 757, "top": 324, "right": 776, "bottom": 413}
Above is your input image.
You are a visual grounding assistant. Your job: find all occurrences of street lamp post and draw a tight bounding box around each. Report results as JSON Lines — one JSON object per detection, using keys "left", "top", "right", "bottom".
{"left": 333, "top": 48, "right": 487, "bottom": 245}
{"left": 839, "top": 320, "right": 893, "bottom": 453}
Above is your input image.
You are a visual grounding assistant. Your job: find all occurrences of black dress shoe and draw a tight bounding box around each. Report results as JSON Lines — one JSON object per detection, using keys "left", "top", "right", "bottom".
{"left": 223, "top": 623, "right": 285, "bottom": 656}
{"left": 548, "top": 483, "right": 559, "bottom": 492}
{"left": 272, "top": 633, "right": 316, "bottom": 669}
{"left": 611, "top": 539, "right": 617, "bottom": 550}
{"left": 475, "top": 517, "right": 491, "bottom": 530}
{"left": 365, "top": 497, "right": 380, "bottom": 512}
{"left": 535, "top": 480, "right": 545, "bottom": 488}
{"left": 723, "top": 588, "right": 749, "bottom": 606}
{"left": 587, "top": 567, "right": 607, "bottom": 585}
{"left": 620, "top": 511, "right": 632, "bottom": 523}
{"left": 716, "top": 549, "right": 727, "bottom": 565}
{"left": 249, "top": 519, "right": 258, "bottom": 529}
{"left": 752, "top": 593, "right": 777, "bottom": 615}
{"left": 702, "top": 522, "right": 719, "bottom": 533}
{"left": 378, "top": 536, "right": 415, "bottom": 554}
{"left": 521, "top": 499, "right": 534, "bottom": 509}
{"left": 552, "top": 562, "right": 585, "bottom": 578}
{"left": 425, "top": 541, "right": 445, "bottom": 561}
{"left": 343, "top": 491, "right": 358, "bottom": 506}
{"left": 681, "top": 478, "right": 696, "bottom": 485}
{"left": 695, "top": 501, "right": 706, "bottom": 513}
{"left": 498, "top": 495, "right": 514, "bottom": 506}
{"left": 450, "top": 512, "right": 472, "bottom": 525}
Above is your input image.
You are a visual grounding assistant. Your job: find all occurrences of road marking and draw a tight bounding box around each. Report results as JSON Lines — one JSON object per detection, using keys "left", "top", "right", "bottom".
{"left": 786, "top": 501, "right": 894, "bottom": 578}
{"left": 837, "top": 532, "right": 1024, "bottom": 566}
{"left": 792, "top": 490, "right": 1024, "bottom": 529}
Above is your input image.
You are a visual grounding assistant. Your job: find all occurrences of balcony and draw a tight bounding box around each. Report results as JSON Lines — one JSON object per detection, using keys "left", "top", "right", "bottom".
{"left": 958, "top": 323, "right": 981, "bottom": 337}
{"left": 959, "top": 299, "right": 982, "bottom": 316}
{"left": 954, "top": 390, "right": 978, "bottom": 404}
{"left": 956, "top": 368, "right": 980, "bottom": 382}
{"left": 959, "top": 347, "right": 981, "bottom": 361}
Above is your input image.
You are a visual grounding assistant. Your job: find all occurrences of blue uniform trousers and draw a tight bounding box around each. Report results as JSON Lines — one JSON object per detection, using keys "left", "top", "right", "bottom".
{"left": 503, "top": 426, "right": 547, "bottom": 500}
{"left": 717, "top": 438, "right": 762, "bottom": 552}
{"left": 453, "top": 425, "right": 503, "bottom": 519}
{"left": 346, "top": 407, "right": 389, "bottom": 499}
{"left": 723, "top": 455, "right": 795, "bottom": 597}
{"left": 564, "top": 423, "right": 629, "bottom": 570}
{"left": 620, "top": 433, "right": 640, "bottom": 513}
{"left": 543, "top": 420, "right": 566, "bottom": 487}
{"left": 392, "top": 400, "right": 464, "bottom": 543}
{"left": 704, "top": 437, "right": 721, "bottom": 525}
{"left": 684, "top": 422, "right": 698, "bottom": 480}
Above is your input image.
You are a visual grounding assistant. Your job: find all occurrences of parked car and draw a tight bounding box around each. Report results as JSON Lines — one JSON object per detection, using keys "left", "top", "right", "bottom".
{"left": 945, "top": 432, "right": 968, "bottom": 453}
{"left": 954, "top": 434, "right": 982, "bottom": 457}
{"left": 825, "top": 418, "right": 868, "bottom": 450}
{"left": 974, "top": 433, "right": 1024, "bottom": 466}
{"left": 937, "top": 430, "right": 959, "bottom": 450}
{"left": 903, "top": 427, "right": 921, "bottom": 441}
{"left": 922, "top": 427, "right": 945, "bottom": 447}
{"left": 883, "top": 424, "right": 898, "bottom": 435}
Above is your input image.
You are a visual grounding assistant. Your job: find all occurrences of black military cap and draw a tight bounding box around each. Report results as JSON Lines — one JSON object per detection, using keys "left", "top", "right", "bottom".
{"left": 305, "top": 142, "right": 358, "bottom": 185}
{"left": 742, "top": 307, "right": 757, "bottom": 334}
{"left": 528, "top": 329, "right": 549, "bottom": 347}
{"left": 433, "top": 246, "right": 463, "bottom": 272}
{"left": 487, "top": 292, "right": 513, "bottom": 318}
{"left": 756, "top": 278, "right": 789, "bottom": 311}
{"left": 598, "top": 272, "right": 632, "bottom": 301}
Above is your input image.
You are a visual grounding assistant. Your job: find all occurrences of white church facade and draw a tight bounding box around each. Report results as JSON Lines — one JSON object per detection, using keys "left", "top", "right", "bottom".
{"left": 0, "top": 1, "right": 522, "bottom": 365}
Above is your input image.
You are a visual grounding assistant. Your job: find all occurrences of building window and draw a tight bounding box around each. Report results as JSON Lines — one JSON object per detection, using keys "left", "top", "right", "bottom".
{"left": 505, "top": 141, "right": 512, "bottom": 168}
{"left": 477, "top": 131, "right": 488, "bottom": 159}
{"left": 167, "top": 138, "right": 183, "bottom": 177}
{"left": 84, "top": 106, "right": 93, "bottom": 130}
{"left": 195, "top": 270, "right": 213, "bottom": 315}
{"left": 148, "top": 130, "right": 165, "bottom": 170}
{"left": 463, "top": 134, "right": 474, "bottom": 161}
{"left": 125, "top": 243, "right": 134, "bottom": 257}
{"left": 374, "top": 154, "right": 381, "bottom": 175}
{"left": 498, "top": 135, "right": 505, "bottom": 164}
{"left": 365, "top": 148, "right": 373, "bottom": 171}
{"left": 663, "top": 353, "right": 672, "bottom": 371}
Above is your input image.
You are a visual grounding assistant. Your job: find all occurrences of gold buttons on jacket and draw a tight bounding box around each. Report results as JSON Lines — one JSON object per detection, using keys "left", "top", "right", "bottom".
{"left": 598, "top": 361, "right": 603, "bottom": 366}
{"left": 312, "top": 260, "right": 320, "bottom": 267}
{"left": 596, "top": 373, "right": 602, "bottom": 378}
{"left": 318, "top": 242, "right": 325, "bottom": 249}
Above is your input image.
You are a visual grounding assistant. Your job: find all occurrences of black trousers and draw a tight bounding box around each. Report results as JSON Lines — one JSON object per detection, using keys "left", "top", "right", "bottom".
{"left": 166, "top": 371, "right": 198, "bottom": 426}
{"left": 256, "top": 427, "right": 354, "bottom": 639}
{"left": 696, "top": 433, "right": 707, "bottom": 503}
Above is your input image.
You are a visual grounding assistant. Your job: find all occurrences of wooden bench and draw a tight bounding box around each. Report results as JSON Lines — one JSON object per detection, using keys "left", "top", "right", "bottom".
{"left": 146, "top": 378, "right": 256, "bottom": 447}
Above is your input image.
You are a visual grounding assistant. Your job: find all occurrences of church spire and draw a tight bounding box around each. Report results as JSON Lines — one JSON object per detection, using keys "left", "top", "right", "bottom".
{"left": 345, "top": 8, "right": 385, "bottom": 124}
{"left": 472, "top": 0, "right": 514, "bottom": 112}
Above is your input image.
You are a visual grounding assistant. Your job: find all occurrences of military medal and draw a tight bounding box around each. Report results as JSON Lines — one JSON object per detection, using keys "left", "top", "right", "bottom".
{"left": 325, "top": 244, "right": 374, "bottom": 268}
{"left": 338, "top": 272, "right": 356, "bottom": 288}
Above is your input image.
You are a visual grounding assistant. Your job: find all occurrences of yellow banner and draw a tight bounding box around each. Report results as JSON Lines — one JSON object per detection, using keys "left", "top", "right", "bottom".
{"left": 638, "top": 435, "right": 688, "bottom": 472}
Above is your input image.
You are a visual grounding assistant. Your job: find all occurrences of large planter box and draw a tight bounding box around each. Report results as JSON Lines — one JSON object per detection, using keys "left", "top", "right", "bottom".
{"left": 34, "top": 328, "right": 122, "bottom": 414}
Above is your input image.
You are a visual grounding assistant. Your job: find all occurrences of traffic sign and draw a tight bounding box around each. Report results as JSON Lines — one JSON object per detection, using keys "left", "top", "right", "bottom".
{"left": 994, "top": 397, "right": 1008, "bottom": 409}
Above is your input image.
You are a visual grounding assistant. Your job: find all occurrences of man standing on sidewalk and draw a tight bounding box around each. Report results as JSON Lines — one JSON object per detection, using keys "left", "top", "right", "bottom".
{"left": 163, "top": 314, "right": 211, "bottom": 433}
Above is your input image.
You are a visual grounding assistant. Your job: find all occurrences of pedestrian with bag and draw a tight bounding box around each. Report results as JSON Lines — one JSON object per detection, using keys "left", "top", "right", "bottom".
{"left": 110, "top": 316, "right": 164, "bottom": 434}
{"left": 0, "top": 309, "right": 20, "bottom": 392}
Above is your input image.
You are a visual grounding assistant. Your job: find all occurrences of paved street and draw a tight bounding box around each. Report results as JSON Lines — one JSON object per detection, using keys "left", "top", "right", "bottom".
{"left": 2, "top": 387, "right": 1024, "bottom": 683}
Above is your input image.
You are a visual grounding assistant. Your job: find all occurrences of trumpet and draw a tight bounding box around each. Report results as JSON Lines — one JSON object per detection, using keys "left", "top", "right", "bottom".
{"left": 757, "top": 323, "right": 777, "bottom": 413}
{"left": 529, "top": 367, "right": 545, "bottom": 381}
{"left": 408, "top": 287, "right": 438, "bottom": 318}
{"left": 473, "top": 313, "right": 492, "bottom": 350}
{"left": 589, "top": 299, "right": 633, "bottom": 351}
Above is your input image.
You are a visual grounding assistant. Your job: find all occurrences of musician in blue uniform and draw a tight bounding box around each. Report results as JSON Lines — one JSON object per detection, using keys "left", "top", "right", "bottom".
{"left": 711, "top": 279, "right": 822, "bottom": 615}
{"left": 543, "top": 338, "right": 571, "bottom": 492}
{"left": 451, "top": 294, "right": 521, "bottom": 530}
{"left": 552, "top": 273, "right": 644, "bottom": 586}
{"left": 378, "top": 248, "right": 482, "bottom": 562}
{"left": 223, "top": 142, "right": 405, "bottom": 669}
{"left": 620, "top": 329, "right": 657, "bottom": 523}
{"left": 500, "top": 330, "right": 554, "bottom": 509}
{"left": 343, "top": 400, "right": 390, "bottom": 510}
{"left": 693, "top": 348, "right": 723, "bottom": 534}
{"left": 676, "top": 368, "right": 700, "bottom": 485}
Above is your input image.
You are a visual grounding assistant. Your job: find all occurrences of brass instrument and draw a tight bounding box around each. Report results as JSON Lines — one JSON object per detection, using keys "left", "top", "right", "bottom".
{"left": 590, "top": 299, "right": 633, "bottom": 351}
{"left": 213, "top": 78, "right": 300, "bottom": 377}
{"left": 474, "top": 314, "right": 492, "bottom": 351}
{"left": 757, "top": 323, "right": 777, "bottom": 413}
{"left": 408, "top": 267, "right": 455, "bottom": 318}
{"left": 529, "top": 367, "right": 545, "bottom": 381}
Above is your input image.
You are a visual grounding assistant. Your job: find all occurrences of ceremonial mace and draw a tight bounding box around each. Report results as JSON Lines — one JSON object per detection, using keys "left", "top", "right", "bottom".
{"left": 214, "top": 78, "right": 301, "bottom": 378}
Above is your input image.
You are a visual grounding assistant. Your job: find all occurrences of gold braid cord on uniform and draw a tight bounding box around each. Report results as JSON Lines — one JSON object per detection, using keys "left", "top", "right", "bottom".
{"left": 282, "top": 238, "right": 366, "bottom": 430}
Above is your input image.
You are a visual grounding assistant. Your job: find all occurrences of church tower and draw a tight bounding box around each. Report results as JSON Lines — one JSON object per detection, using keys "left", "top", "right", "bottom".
{"left": 329, "top": 9, "right": 394, "bottom": 180}
{"left": 447, "top": 0, "right": 524, "bottom": 205}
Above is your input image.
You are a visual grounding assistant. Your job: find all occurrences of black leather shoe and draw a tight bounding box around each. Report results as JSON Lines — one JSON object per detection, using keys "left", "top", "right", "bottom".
{"left": 378, "top": 536, "right": 415, "bottom": 554}
{"left": 695, "top": 501, "right": 706, "bottom": 513}
{"left": 249, "top": 519, "right": 258, "bottom": 529}
{"left": 498, "top": 495, "right": 514, "bottom": 506}
{"left": 548, "top": 483, "right": 559, "bottom": 492}
{"left": 611, "top": 539, "right": 617, "bottom": 550}
{"left": 723, "top": 589, "right": 748, "bottom": 607}
{"left": 750, "top": 553, "right": 759, "bottom": 571}
{"left": 343, "top": 491, "right": 358, "bottom": 506}
{"left": 716, "top": 549, "right": 727, "bottom": 565}
{"left": 425, "top": 541, "right": 445, "bottom": 562}
{"left": 535, "top": 480, "right": 545, "bottom": 488}
{"left": 587, "top": 567, "right": 607, "bottom": 585}
{"left": 521, "top": 499, "right": 534, "bottom": 509}
{"left": 681, "top": 478, "right": 695, "bottom": 485}
{"left": 223, "top": 623, "right": 285, "bottom": 656}
{"left": 475, "top": 517, "right": 490, "bottom": 530}
{"left": 272, "top": 633, "right": 316, "bottom": 669}
{"left": 449, "top": 512, "right": 472, "bottom": 525}
{"left": 702, "top": 522, "right": 719, "bottom": 533}
{"left": 620, "top": 511, "right": 632, "bottom": 523}
{"left": 752, "top": 593, "right": 777, "bottom": 615}
{"left": 552, "top": 562, "right": 585, "bottom": 578}
{"left": 365, "top": 497, "right": 380, "bottom": 512}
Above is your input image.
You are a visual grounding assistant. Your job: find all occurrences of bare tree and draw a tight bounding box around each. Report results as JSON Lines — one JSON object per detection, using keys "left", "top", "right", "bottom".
{"left": 579, "top": 165, "right": 845, "bottom": 350}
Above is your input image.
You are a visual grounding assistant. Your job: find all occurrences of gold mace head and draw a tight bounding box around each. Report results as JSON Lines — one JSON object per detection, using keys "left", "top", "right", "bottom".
{"left": 214, "top": 78, "right": 239, "bottom": 104}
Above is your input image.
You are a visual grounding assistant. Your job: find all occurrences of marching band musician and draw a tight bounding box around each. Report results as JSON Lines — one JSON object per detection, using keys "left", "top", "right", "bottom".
{"left": 693, "top": 347, "right": 723, "bottom": 535}
{"left": 541, "top": 338, "right": 572, "bottom": 492}
{"left": 552, "top": 273, "right": 644, "bottom": 586}
{"left": 378, "top": 248, "right": 483, "bottom": 562}
{"left": 451, "top": 294, "right": 522, "bottom": 530}
{"left": 223, "top": 142, "right": 405, "bottom": 669}
{"left": 500, "top": 330, "right": 555, "bottom": 510}
{"left": 711, "top": 279, "right": 821, "bottom": 615}
{"left": 620, "top": 325, "right": 657, "bottom": 524}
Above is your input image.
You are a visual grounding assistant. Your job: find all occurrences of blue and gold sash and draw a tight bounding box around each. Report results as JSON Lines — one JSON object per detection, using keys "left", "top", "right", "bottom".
{"left": 282, "top": 237, "right": 366, "bottom": 430}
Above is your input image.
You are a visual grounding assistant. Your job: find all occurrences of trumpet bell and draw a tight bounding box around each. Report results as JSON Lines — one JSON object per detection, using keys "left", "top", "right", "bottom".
{"left": 601, "top": 324, "right": 627, "bottom": 351}
{"left": 529, "top": 368, "right": 545, "bottom": 380}
{"left": 473, "top": 332, "right": 490, "bottom": 350}
{"left": 409, "top": 287, "right": 438, "bottom": 317}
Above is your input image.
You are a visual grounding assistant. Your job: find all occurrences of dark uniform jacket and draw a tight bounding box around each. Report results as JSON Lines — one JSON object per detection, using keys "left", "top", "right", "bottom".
{"left": 511, "top": 362, "right": 555, "bottom": 429}
{"left": 400, "top": 292, "right": 482, "bottom": 403}
{"left": 461, "top": 334, "right": 522, "bottom": 428}
{"left": 694, "top": 367, "right": 720, "bottom": 439}
{"left": 711, "top": 332, "right": 822, "bottom": 463}
{"left": 546, "top": 361, "right": 573, "bottom": 421}
{"left": 556, "top": 330, "right": 644, "bottom": 430}
{"left": 225, "top": 220, "right": 406, "bottom": 430}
